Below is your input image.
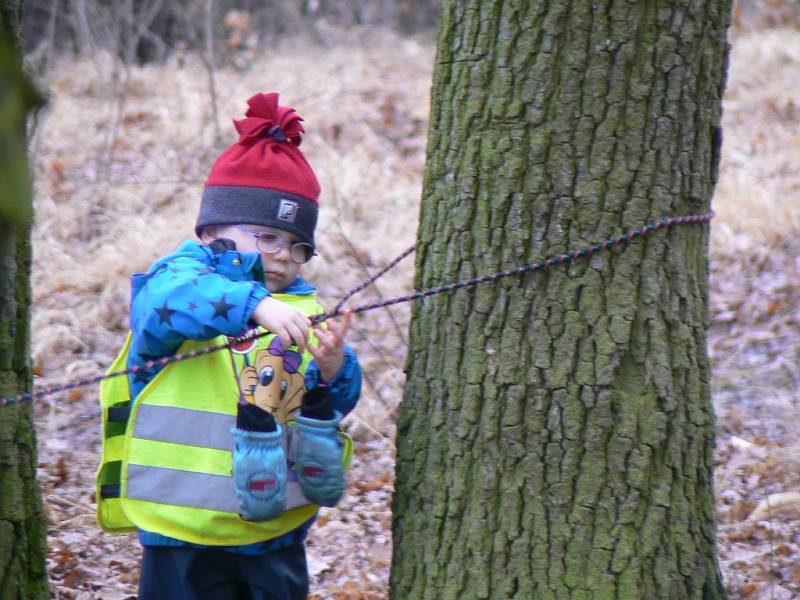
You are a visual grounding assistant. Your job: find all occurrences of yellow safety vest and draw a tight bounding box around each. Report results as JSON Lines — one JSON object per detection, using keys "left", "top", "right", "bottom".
{"left": 95, "top": 293, "right": 353, "bottom": 546}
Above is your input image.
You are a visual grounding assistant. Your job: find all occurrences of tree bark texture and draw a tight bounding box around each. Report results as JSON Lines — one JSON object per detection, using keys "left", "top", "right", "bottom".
{"left": 0, "top": 225, "right": 47, "bottom": 600}
{"left": 0, "top": 0, "right": 49, "bottom": 596}
{"left": 391, "top": 1, "right": 731, "bottom": 599}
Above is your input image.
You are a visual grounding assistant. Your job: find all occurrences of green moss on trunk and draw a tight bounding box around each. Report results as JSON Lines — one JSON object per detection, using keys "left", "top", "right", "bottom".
{"left": 0, "top": 226, "right": 47, "bottom": 599}
{"left": 391, "top": 1, "right": 731, "bottom": 598}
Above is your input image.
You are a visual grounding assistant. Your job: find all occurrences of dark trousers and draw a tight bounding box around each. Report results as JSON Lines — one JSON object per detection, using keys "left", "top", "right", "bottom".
{"left": 138, "top": 543, "right": 309, "bottom": 600}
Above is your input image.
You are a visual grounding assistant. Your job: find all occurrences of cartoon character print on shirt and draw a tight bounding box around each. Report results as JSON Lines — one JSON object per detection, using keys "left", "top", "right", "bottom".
{"left": 237, "top": 336, "right": 306, "bottom": 423}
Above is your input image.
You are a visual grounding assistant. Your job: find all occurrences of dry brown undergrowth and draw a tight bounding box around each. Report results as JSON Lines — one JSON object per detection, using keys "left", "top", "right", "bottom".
{"left": 29, "top": 23, "right": 800, "bottom": 600}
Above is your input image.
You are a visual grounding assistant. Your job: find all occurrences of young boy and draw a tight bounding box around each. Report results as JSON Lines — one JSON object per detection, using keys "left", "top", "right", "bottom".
{"left": 96, "top": 92, "right": 361, "bottom": 600}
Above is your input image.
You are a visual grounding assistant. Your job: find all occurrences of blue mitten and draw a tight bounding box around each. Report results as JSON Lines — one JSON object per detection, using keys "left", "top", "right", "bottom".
{"left": 231, "top": 404, "right": 287, "bottom": 521}
{"left": 291, "top": 410, "right": 346, "bottom": 507}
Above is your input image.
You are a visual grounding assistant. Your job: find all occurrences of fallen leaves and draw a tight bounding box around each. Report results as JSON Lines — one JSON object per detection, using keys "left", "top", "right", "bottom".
{"left": 741, "top": 582, "right": 758, "bottom": 596}
{"left": 729, "top": 501, "right": 757, "bottom": 521}
{"left": 55, "top": 457, "right": 70, "bottom": 486}
{"left": 711, "top": 245, "right": 800, "bottom": 600}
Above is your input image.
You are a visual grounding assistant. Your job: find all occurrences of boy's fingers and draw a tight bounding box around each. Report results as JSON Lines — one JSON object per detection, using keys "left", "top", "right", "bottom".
{"left": 314, "top": 327, "right": 337, "bottom": 350}
{"left": 306, "top": 342, "right": 321, "bottom": 360}
{"left": 278, "top": 331, "right": 292, "bottom": 350}
{"left": 289, "top": 330, "right": 307, "bottom": 352}
{"left": 314, "top": 325, "right": 332, "bottom": 339}
{"left": 294, "top": 330, "right": 308, "bottom": 349}
{"left": 325, "top": 321, "right": 342, "bottom": 338}
{"left": 330, "top": 310, "right": 350, "bottom": 334}
{"left": 281, "top": 320, "right": 305, "bottom": 348}
{"left": 327, "top": 311, "right": 350, "bottom": 338}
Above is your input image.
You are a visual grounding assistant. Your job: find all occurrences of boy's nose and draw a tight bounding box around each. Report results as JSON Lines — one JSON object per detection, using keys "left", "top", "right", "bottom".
{"left": 271, "top": 245, "right": 292, "bottom": 261}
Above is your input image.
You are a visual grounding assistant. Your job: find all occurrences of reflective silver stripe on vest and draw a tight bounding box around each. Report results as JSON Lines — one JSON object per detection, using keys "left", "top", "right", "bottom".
{"left": 133, "top": 405, "right": 235, "bottom": 451}
{"left": 127, "top": 464, "right": 240, "bottom": 512}
{"left": 127, "top": 464, "right": 310, "bottom": 513}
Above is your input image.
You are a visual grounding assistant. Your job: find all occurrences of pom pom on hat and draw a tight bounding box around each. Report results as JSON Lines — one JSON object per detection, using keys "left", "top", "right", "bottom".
{"left": 234, "top": 92, "right": 305, "bottom": 146}
{"left": 196, "top": 92, "right": 320, "bottom": 246}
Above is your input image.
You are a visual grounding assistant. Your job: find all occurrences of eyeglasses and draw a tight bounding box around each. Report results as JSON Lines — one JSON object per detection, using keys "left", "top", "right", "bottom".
{"left": 235, "top": 225, "right": 316, "bottom": 264}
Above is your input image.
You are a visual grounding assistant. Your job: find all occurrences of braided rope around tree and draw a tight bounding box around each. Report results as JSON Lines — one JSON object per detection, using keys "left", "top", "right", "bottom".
{"left": 0, "top": 211, "right": 714, "bottom": 407}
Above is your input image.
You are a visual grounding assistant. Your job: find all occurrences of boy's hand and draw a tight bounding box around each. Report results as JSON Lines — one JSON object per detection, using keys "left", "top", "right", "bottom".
{"left": 252, "top": 297, "right": 311, "bottom": 352}
{"left": 308, "top": 311, "right": 352, "bottom": 382}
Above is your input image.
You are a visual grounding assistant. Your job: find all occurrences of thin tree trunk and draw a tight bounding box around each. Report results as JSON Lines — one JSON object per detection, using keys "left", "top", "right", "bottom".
{"left": 0, "top": 0, "right": 48, "bottom": 596}
{"left": 391, "top": 1, "right": 731, "bottom": 598}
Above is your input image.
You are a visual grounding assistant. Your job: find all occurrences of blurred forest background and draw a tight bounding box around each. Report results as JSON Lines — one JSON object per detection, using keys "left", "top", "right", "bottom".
{"left": 18, "top": 0, "right": 800, "bottom": 598}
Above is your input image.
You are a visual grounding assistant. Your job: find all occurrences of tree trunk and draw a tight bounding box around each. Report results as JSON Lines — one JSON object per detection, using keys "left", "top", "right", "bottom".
{"left": 0, "top": 0, "right": 48, "bottom": 596}
{"left": 391, "top": 1, "right": 731, "bottom": 599}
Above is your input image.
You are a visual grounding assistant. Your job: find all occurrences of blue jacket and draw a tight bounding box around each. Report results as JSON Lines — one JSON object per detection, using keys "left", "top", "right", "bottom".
{"left": 127, "top": 239, "right": 362, "bottom": 552}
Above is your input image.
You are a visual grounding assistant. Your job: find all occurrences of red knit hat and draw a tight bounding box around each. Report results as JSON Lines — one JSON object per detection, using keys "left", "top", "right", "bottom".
{"left": 196, "top": 92, "right": 321, "bottom": 246}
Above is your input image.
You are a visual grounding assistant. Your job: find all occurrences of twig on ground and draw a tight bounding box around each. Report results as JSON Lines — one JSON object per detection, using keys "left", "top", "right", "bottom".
{"left": 54, "top": 513, "right": 96, "bottom": 531}
{"left": 345, "top": 413, "right": 394, "bottom": 448}
{"left": 47, "top": 494, "right": 87, "bottom": 510}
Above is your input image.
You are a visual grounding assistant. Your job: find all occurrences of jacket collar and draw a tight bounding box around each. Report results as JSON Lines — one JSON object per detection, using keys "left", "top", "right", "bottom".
{"left": 277, "top": 275, "right": 315, "bottom": 296}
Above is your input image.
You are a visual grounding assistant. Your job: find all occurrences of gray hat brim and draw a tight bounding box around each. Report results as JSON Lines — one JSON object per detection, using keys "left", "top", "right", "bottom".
{"left": 197, "top": 186, "right": 318, "bottom": 247}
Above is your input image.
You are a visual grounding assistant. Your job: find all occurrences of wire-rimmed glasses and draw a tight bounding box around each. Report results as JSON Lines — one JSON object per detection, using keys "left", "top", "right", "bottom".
{"left": 235, "top": 225, "right": 316, "bottom": 264}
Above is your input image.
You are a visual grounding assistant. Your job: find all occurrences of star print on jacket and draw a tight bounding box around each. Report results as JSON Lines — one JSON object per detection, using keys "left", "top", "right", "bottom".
{"left": 127, "top": 240, "right": 270, "bottom": 395}
{"left": 155, "top": 301, "right": 176, "bottom": 326}
{"left": 210, "top": 294, "right": 236, "bottom": 321}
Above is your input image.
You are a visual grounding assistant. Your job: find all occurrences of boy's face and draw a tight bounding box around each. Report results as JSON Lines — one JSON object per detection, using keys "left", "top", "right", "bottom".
{"left": 202, "top": 224, "right": 302, "bottom": 292}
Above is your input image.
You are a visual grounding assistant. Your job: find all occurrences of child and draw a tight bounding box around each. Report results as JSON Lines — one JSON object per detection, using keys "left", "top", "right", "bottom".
{"left": 95, "top": 92, "right": 361, "bottom": 600}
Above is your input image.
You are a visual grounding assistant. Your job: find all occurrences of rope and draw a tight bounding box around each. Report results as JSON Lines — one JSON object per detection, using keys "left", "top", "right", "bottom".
{"left": 318, "top": 211, "right": 714, "bottom": 322}
{"left": 0, "top": 211, "right": 714, "bottom": 407}
{"left": 333, "top": 245, "right": 416, "bottom": 314}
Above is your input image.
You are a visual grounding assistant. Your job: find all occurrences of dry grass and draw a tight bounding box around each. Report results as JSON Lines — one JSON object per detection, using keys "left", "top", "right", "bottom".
{"left": 27, "top": 20, "right": 800, "bottom": 600}
{"left": 713, "top": 27, "right": 800, "bottom": 255}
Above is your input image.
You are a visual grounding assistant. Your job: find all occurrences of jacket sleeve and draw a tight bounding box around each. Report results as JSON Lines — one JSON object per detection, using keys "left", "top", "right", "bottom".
{"left": 130, "top": 255, "right": 269, "bottom": 359}
{"left": 304, "top": 346, "right": 362, "bottom": 417}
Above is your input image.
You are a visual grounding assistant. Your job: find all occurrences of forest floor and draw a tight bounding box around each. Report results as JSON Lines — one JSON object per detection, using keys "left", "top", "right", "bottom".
{"left": 710, "top": 244, "right": 800, "bottom": 600}
{"left": 25, "top": 19, "right": 800, "bottom": 600}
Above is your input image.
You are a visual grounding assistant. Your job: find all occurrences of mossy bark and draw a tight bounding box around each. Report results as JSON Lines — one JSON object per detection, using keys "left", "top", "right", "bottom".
{"left": 391, "top": 1, "right": 731, "bottom": 598}
{"left": 0, "top": 225, "right": 48, "bottom": 600}
{"left": 0, "top": 1, "right": 49, "bottom": 597}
